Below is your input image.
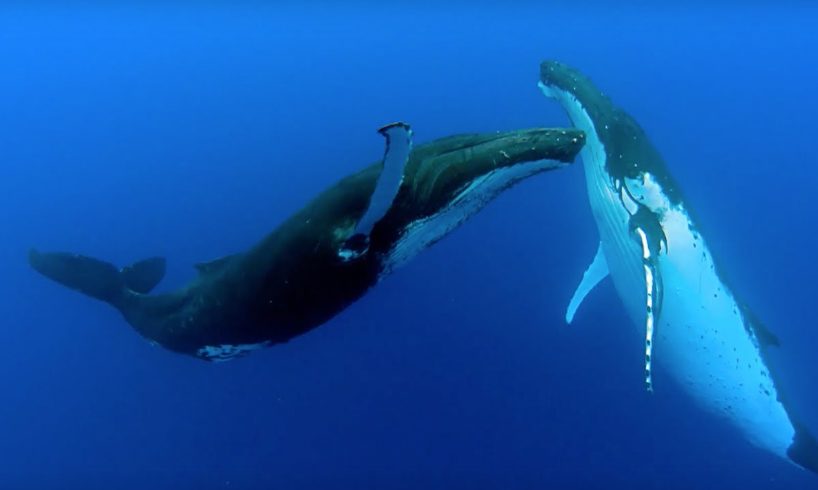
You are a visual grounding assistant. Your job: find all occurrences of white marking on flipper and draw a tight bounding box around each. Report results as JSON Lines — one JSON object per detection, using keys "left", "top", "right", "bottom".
{"left": 565, "top": 242, "right": 609, "bottom": 323}
{"left": 636, "top": 227, "right": 656, "bottom": 392}
{"left": 635, "top": 227, "right": 651, "bottom": 260}
{"left": 339, "top": 122, "right": 413, "bottom": 261}
{"left": 356, "top": 122, "right": 413, "bottom": 236}
{"left": 643, "top": 263, "right": 655, "bottom": 393}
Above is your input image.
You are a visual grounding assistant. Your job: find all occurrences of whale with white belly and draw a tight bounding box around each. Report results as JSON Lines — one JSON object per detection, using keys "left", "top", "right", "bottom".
{"left": 538, "top": 60, "right": 817, "bottom": 473}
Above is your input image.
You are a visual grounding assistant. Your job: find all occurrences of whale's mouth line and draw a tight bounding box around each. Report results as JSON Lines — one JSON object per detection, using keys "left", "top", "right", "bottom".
{"left": 431, "top": 128, "right": 570, "bottom": 156}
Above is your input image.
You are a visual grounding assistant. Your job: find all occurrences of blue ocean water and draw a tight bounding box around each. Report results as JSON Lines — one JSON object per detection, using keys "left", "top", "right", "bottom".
{"left": 2, "top": 4, "right": 817, "bottom": 489}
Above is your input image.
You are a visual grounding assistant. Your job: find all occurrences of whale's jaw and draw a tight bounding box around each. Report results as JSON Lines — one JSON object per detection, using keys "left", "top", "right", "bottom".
{"left": 538, "top": 60, "right": 817, "bottom": 473}
{"left": 380, "top": 128, "right": 583, "bottom": 275}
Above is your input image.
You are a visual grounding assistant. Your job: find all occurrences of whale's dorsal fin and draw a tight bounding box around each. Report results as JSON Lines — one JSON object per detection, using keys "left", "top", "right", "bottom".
{"left": 195, "top": 255, "right": 236, "bottom": 275}
{"left": 565, "top": 242, "right": 609, "bottom": 324}
{"left": 752, "top": 321, "right": 781, "bottom": 347}
{"left": 740, "top": 304, "right": 781, "bottom": 348}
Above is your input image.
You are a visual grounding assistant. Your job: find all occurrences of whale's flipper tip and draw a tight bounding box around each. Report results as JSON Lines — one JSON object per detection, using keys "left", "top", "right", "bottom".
{"left": 565, "top": 242, "right": 609, "bottom": 325}
{"left": 378, "top": 121, "right": 411, "bottom": 135}
{"left": 789, "top": 423, "right": 818, "bottom": 474}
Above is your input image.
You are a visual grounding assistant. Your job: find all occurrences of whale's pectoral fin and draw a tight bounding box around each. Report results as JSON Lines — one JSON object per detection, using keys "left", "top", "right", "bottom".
{"left": 565, "top": 242, "right": 609, "bottom": 324}
{"left": 339, "top": 122, "right": 413, "bottom": 261}
{"left": 634, "top": 227, "right": 662, "bottom": 393}
{"left": 29, "top": 248, "right": 166, "bottom": 307}
{"left": 642, "top": 260, "right": 657, "bottom": 393}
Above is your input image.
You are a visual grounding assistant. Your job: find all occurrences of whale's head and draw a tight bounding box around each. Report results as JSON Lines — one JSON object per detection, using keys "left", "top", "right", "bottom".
{"left": 372, "top": 127, "right": 584, "bottom": 273}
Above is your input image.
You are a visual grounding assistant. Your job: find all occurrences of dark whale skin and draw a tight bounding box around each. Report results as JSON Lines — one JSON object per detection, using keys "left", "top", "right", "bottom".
{"left": 30, "top": 127, "right": 585, "bottom": 360}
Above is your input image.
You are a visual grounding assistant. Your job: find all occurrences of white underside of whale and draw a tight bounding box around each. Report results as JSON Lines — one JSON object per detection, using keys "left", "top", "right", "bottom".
{"left": 197, "top": 341, "right": 271, "bottom": 362}
{"left": 539, "top": 81, "right": 796, "bottom": 459}
{"left": 381, "top": 158, "right": 566, "bottom": 275}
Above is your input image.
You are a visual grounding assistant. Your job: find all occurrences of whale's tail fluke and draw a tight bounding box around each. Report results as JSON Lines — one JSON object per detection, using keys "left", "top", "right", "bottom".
{"left": 28, "top": 249, "right": 166, "bottom": 307}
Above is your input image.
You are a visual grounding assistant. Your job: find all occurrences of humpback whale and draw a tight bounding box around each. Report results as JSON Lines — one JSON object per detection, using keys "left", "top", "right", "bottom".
{"left": 538, "top": 61, "right": 818, "bottom": 473}
{"left": 30, "top": 124, "right": 584, "bottom": 362}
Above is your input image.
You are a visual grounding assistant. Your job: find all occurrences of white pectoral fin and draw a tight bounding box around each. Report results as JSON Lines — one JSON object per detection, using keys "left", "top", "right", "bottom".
{"left": 642, "top": 262, "right": 656, "bottom": 393}
{"left": 635, "top": 227, "right": 659, "bottom": 393}
{"left": 355, "top": 122, "right": 413, "bottom": 237}
{"left": 565, "top": 242, "right": 609, "bottom": 324}
{"left": 338, "top": 122, "right": 413, "bottom": 261}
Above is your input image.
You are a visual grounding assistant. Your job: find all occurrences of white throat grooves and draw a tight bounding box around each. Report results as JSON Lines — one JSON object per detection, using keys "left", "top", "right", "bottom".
{"left": 381, "top": 159, "right": 563, "bottom": 276}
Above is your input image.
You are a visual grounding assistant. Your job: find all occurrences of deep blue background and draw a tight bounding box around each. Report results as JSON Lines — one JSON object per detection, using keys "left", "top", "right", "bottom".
{"left": 1, "top": 4, "right": 817, "bottom": 489}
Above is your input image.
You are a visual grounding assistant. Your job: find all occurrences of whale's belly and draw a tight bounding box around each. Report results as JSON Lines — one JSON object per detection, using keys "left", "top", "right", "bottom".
{"left": 579, "top": 127, "right": 795, "bottom": 456}
{"left": 650, "top": 205, "right": 795, "bottom": 455}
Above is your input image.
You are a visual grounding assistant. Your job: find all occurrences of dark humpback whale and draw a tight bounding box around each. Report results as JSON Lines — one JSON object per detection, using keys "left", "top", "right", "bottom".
{"left": 30, "top": 125, "right": 584, "bottom": 361}
{"left": 538, "top": 60, "right": 818, "bottom": 474}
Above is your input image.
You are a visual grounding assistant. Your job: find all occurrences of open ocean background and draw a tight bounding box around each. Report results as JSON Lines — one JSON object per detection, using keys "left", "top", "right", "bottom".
{"left": 2, "top": 3, "right": 817, "bottom": 489}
